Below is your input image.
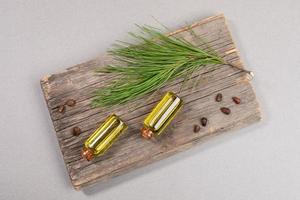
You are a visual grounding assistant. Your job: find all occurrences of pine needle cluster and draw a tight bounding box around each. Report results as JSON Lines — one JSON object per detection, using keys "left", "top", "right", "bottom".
{"left": 92, "top": 26, "right": 227, "bottom": 107}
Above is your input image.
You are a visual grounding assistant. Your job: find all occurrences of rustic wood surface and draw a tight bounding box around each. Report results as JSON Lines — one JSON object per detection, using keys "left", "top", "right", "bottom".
{"left": 40, "top": 14, "right": 261, "bottom": 190}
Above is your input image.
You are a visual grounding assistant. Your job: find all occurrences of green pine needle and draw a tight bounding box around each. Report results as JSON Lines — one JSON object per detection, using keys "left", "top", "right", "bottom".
{"left": 91, "top": 25, "right": 225, "bottom": 108}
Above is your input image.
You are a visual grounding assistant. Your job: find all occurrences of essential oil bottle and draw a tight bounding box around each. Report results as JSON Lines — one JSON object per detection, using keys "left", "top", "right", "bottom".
{"left": 82, "top": 114, "right": 127, "bottom": 161}
{"left": 141, "top": 92, "right": 183, "bottom": 139}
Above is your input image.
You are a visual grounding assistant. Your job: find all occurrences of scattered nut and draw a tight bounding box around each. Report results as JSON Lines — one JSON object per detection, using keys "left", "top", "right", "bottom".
{"left": 215, "top": 93, "right": 223, "bottom": 102}
{"left": 66, "top": 99, "right": 76, "bottom": 107}
{"left": 232, "top": 97, "right": 241, "bottom": 104}
{"left": 220, "top": 107, "right": 231, "bottom": 115}
{"left": 193, "top": 125, "right": 201, "bottom": 133}
{"left": 200, "top": 117, "right": 208, "bottom": 127}
{"left": 58, "top": 105, "right": 66, "bottom": 113}
{"left": 72, "top": 126, "right": 82, "bottom": 136}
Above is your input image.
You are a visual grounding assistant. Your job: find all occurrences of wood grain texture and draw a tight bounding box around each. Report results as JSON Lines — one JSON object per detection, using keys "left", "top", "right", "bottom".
{"left": 40, "top": 14, "right": 262, "bottom": 190}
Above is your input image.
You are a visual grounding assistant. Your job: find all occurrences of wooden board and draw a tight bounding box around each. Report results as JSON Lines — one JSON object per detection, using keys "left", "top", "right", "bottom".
{"left": 40, "top": 14, "right": 262, "bottom": 190}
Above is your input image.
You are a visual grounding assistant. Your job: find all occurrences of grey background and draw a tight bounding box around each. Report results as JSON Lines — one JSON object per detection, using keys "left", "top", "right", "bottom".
{"left": 1, "top": 0, "right": 300, "bottom": 199}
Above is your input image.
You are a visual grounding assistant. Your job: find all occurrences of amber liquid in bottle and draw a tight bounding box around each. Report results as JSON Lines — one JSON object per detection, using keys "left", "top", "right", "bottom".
{"left": 82, "top": 114, "right": 127, "bottom": 161}
{"left": 141, "top": 92, "right": 183, "bottom": 139}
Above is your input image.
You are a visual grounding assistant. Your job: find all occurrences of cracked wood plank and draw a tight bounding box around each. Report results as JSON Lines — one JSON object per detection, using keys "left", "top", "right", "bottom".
{"left": 40, "top": 14, "right": 262, "bottom": 190}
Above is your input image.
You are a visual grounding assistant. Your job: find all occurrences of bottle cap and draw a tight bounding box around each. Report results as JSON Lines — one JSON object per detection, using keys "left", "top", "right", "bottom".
{"left": 81, "top": 147, "right": 94, "bottom": 161}
{"left": 141, "top": 127, "right": 153, "bottom": 139}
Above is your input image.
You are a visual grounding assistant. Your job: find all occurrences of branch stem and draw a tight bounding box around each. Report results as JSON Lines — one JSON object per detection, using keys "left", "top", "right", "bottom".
{"left": 224, "top": 62, "right": 254, "bottom": 79}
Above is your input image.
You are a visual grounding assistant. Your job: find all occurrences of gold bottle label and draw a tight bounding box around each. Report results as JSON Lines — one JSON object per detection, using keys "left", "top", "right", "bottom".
{"left": 143, "top": 92, "right": 183, "bottom": 137}
{"left": 83, "top": 114, "right": 127, "bottom": 159}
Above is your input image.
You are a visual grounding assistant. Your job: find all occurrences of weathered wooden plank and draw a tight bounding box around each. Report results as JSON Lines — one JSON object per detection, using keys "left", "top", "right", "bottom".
{"left": 40, "top": 14, "right": 261, "bottom": 190}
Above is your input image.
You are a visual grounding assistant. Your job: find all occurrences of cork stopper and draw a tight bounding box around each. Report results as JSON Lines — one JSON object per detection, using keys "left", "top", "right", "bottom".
{"left": 81, "top": 147, "right": 94, "bottom": 161}
{"left": 141, "top": 127, "right": 153, "bottom": 139}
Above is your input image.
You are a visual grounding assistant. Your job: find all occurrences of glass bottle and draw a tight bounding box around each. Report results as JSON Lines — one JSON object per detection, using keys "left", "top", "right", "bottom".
{"left": 141, "top": 92, "right": 183, "bottom": 139}
{"left": 81, "top": 114, "right": 127, "bottom": 161}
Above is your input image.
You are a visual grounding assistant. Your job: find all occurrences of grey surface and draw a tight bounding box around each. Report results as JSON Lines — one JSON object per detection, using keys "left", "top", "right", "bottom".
{"left": 0, "top": 0, "right": 299, "bottom": 199}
